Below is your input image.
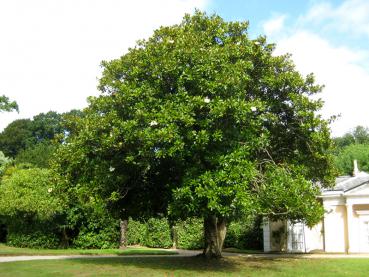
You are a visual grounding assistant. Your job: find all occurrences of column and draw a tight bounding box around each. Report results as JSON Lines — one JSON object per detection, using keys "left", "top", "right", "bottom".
{"left": 346, "top": 204, "right": 353, "bottom": 253}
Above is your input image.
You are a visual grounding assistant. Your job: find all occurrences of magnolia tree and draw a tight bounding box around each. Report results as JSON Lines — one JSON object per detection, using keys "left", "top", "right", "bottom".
{"left": 53, "top": 12, "right": 335, "bottom": 258}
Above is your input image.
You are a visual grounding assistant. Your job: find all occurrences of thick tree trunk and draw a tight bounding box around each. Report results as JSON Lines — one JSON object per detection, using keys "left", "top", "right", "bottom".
{"left": 119, "top": 219, "right": 128, "bottom": 249}
{"left": 202, "top": 215, "right": 227, "bottom": 258}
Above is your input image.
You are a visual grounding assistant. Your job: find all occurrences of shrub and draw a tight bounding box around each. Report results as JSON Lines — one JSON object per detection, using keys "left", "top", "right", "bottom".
{"left": 72, "top": 225, "right": 119, "bottom": 249}
{"left": 127, "top": 218, "right": 146, "bottom": 245}
{"left": 7, "top": 231, "right": 59, "bottom": 249}
{"left": 174, "top": 217, "right": 203, "bottom": 249}
{"left": 143, "top": 218, "right": 172, "bottom": 248}
{"left": 72, "top": 214, "right": 120, "bottom": 249}
{"left": 6, "top": 220, "right": 60, "bottom": 248}
{"left": 224, "top": 215, "right": 263, "bottom": 250}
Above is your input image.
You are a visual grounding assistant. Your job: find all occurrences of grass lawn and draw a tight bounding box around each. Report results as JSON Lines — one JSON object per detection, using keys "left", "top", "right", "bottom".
{"left": 0, "top": 244, "right": 177, "bottom": 256}
{"left": 1, "top": 256, "right": 369, "bottom": 276}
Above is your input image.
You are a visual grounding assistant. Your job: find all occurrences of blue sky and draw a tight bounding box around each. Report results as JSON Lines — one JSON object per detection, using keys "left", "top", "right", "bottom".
{"left": 213, "top": 0, "right": 369, "bottom": 136}
{"left": 1, "top": 0, "right": 368, "bottom": 136}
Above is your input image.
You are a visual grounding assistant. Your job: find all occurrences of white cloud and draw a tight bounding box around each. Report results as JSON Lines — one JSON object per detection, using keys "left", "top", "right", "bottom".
{"left": 262, "top": 15, "right": 286, "bottom": 37}
{"left": 0, "top": 0, "right": 208, "bottom": 131}
{"left": 265, "top": 0, "right": 369, "bottom": 136}
{"left": 274, "top": 31, "right": 369, "bottom": 136}
{"left": 301, "top": 0, "right": 369, "bottom": 37}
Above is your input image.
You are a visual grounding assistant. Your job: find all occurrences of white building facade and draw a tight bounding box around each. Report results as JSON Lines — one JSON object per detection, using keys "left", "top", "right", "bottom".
{"left": 263, "top": 165, "right": 369, "bottom": 253}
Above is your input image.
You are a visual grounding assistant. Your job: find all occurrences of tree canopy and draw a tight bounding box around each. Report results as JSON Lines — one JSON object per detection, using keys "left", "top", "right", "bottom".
{"left": 53, "top": 12, "right": 335, "bottom": 257}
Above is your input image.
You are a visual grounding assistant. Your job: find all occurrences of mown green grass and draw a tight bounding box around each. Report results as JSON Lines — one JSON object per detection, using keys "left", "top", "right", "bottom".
{"left": 1, "top": 256, "right": 369, "bottom": 276}
{"left": 0, "top": 244, "right": 177, "bottom": 256}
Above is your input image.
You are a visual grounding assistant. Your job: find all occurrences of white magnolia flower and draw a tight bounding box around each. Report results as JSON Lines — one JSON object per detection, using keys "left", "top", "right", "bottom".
{"left": 150, "top": 120, "right": 158, "bottom": 126}
{"left": 48, "top": 188, "right": 53, "bottom": 193}
{"left": 204, "top": 97, "right": 211, "bottom": 103}
{"left": 109, "top": 166, "right": 115, "bottom": 172}
{"left": 251, "top": 106, "right": 257, "bottom": 112}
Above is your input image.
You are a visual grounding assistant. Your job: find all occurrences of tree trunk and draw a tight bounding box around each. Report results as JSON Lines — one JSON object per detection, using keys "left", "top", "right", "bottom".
{"left": 119, "top": 219, "right": 128, "bottom": 249}
{"left": 171, "top": 226, "right": 178, "bottom": 249}
{"left": 60, "top": 226, "right": 69, "bottom": 248}
{"left": 202, "top": 215, "right": 227, "bottom": 258}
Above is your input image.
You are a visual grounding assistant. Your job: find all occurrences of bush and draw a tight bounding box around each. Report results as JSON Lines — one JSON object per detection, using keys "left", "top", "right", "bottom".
{"left": 127, "top": 218, "right": 146, "bottom": 245}
{"left": 72, "top": 225, "right": 120, "bottom": 249}
{"left": 6, "top": 220, "right": 60, "bottom": 248}
{"left": 7, "top": 231, "right": 59, "bottom": 249}
{"left": 224, "top": 216, "right": 263, "bottom": 250}
{"left": 143, "top": 218, "right": 172, "bottom": 248}
{"left": 174, "top": 217, "right": 203, "bottom": 249}
{"left": 72, "top": 214, "right": 120, "bottom": 249}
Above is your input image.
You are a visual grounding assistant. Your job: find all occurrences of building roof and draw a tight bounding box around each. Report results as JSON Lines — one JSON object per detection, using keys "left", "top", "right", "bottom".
{"left": 323, "top": 172, "right": 369, "bottom": 193}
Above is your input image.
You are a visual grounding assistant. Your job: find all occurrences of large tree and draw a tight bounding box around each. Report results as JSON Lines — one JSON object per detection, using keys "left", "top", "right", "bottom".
{"left": 53, "top": 12, "right": 335, "bottom": 258}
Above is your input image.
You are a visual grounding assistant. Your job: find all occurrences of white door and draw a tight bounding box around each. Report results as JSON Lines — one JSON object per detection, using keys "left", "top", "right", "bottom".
{"left": 359, "top": 218, "right": 369, "bottom": 252}
{"left": 287, "top": 222, "right": 305, "bottom": 252}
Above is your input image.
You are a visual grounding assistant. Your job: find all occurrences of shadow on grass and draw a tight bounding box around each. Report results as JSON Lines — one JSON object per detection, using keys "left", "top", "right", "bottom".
{"left": 69, "top": 256, "right": 239, "bottom": 273}
{"left": 66, "top": 255, "right": 291, "bottom": 274}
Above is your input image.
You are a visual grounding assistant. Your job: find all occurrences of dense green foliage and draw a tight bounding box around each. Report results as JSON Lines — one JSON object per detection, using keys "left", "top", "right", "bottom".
{"left": 174, "top": 217, "right": 204, "bottom": 249}
{"left": 0, "top": 167, "right": 62, "bottom": 219}
{"left": 125, "top": 217, "right": 261, "bottom": 250}
{"left": 0, "top": 110, "right": 82, "bottom": 159}
{"left": 0, "top": 12, "right": 336, "bottom": 254}
{"left": 15, "top": 142, "right": 57, "bottom": 168}
{"left": 0, "top": 151, "right": 11, "bottom": 175}
{"left": 333, "top": 126, "right": 369, "bottom": 175}
{"left": 334, "top": 126, "right": 369, "bottom": 150}
{"left": 0, "top": 95, "right": 18, "bottom": 113}
{"left": 53, "top": 12, "right": 335, "bottom": 243}
{"left": 143, "top": 218, "right": 172, "bottom": 248}
{"left": 335, "top": 143, "right": 369, "bottom": 175}
{"left": 224, "top": 216, "right": 262, "bottom": 250}
{"left": 71, "top": 204, "right": 120, "bottom": 249}
{"left": 6, "top": 223, "right": 60, "bottom": 249}
{"left": 0, "top": 167, "right": 64, "bottom": 248}
{"left": 0, "top": 119, "right": 34, "bottom": 157}
{"left": 126, "top": 218, "right": 146, "bottom": 245}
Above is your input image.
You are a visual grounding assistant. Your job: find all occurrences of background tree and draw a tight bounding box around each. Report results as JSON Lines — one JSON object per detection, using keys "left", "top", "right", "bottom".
{"left": 0, "top": 119, "right": 34, "bottom": 157}
{"left": 334, "top": 126, "right": 369, "bottom": 151}
{"left": 335, "top": 144, "right": 369, "bottom": 175}
{"left": 0, "top": 110, "right": 82, "bottom": 160}
{"left": 15, "top": 142, "right": 57, "bottom": 168}
{"left": 31, "top": 111, "right": 64, "bottom": 142}
{"left": 333, "top": 126, "right": 369, "bottom": 175}
{"left": 53, "top": 12, "right": 335, "bottom": 258}
{"left": 0, "top": 95, "right": 18, "bottom": 113}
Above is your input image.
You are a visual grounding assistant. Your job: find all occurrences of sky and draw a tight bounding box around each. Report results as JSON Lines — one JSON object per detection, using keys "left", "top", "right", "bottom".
{"left": 1, "top": 0, "right": 368, "bottom": 137}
